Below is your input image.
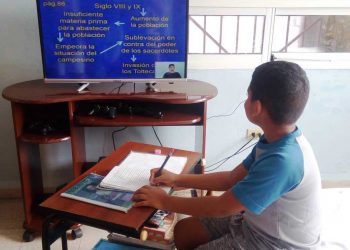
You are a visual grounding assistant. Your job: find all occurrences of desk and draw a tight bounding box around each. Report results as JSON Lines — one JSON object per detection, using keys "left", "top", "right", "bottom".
{"left": 2, "top": 79, "right": 216, "bottom": 241}
{"left": 40, "top": 141, "right": 202, "bottom": 250}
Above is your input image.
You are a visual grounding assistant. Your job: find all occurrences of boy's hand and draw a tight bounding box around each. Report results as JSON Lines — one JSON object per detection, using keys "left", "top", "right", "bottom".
{"left": 149, "top": 168, "right": 178, "bottom": 187}
{"left": 132, "top": 185, "right": 167, "bottom": 209}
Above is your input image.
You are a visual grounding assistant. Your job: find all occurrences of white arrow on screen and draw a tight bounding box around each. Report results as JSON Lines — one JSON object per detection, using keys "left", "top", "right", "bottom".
{"left": 99, "top": 41, "right": 123, "bottom": 54}
{"left": 140, "top": 8, "right": 147, "bottom": 16}
{"left": 114, "top": 21, "right": 125, "bottom": 26}
{"left": 57, "top": 32, "right": 64, "bottom": 42}
{"left": 131, "top": 55, "right": 137, "bottom": 62}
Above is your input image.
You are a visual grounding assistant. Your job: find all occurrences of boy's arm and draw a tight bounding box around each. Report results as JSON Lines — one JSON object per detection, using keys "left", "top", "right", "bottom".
{"left": 133, "top": 187, "right": 245, "bottom": 217}
{"left": 151, "top": 163, "right": 247, "bottom": 191}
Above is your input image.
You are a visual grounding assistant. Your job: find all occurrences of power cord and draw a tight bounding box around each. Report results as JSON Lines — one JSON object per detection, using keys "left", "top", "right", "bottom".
{"left": 207, "top": 100, "right": 245, "bottom": 120}
{"left": 109, "top": 82, "right": 126, "bottom": 94}
{"left": 205, "top": 137, "right": 257, "bottom": 173}
{"left": 112, "top": 127, "right": 128, "bottom": 150}
{"left": 152, "top": 126, "right": 163, "bottom": 147}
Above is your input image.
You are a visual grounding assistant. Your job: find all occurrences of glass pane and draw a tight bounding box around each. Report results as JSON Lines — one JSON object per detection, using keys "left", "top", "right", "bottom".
{"left": 273, "top": 15, "right": 350, "bottom": 53}
{"left": 237, "top": 16, "right": 255, "bottom": 53}
{"left": 205, "top": 16, "right": 221, "bottom": 53}
{"left": 189, "top": 16, "right": 204, "bottom": 53}
{"left": 222, "top": 16, "right": 238, "bottom": 53}
{"left": 253, "top": 16, "right": 265, "bottom": 53}
{"left": 189, "top": 15, "right": 266, "bottom": 54}
{"left": 272, "top": 16, "right": 289, "bottom": 52}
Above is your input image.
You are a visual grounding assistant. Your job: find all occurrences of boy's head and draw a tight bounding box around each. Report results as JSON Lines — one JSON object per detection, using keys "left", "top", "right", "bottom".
{"left": 168, "top": 64, "right": 176, "bottom": 72}
{"left": 247, "top": 61, "right": 309, "bottom": 125}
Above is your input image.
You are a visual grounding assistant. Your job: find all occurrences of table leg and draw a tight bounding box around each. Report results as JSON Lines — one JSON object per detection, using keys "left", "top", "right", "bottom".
{"left": 42, "top": 215, "right": 73, "bottom": 250}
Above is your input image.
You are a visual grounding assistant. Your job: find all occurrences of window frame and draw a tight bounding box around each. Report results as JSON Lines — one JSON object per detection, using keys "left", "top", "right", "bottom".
{"left": 188, "top": 3, "right": 350, "bottom": 69}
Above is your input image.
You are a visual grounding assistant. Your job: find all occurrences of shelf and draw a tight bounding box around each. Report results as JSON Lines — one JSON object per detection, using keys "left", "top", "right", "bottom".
{"left": 20, "top": 132, "right": 71, "bottom": 144}
{"left": 3, "top": 79, "right": 216, "bottom": 237}
{"left": 75, "top": 111, "right": 202, "bottom": 126}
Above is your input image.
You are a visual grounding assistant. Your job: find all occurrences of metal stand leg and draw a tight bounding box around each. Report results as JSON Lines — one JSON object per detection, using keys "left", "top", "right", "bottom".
{"left": 42, "top": 215, "right": 54, "bottom": 250}
{"left": 61, "top": 232, "right": 68, "bottom": 250}
{"left": 42, "top": 214, "right": 73, "bottom": 250}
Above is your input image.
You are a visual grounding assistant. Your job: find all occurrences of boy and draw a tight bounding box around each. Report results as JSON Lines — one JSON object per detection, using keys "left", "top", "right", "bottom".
{"left": 163, "top": 64, "right": 182, "bottom": 78}
{"left": 133, "top": 61, "right": 322, "bottom": 249}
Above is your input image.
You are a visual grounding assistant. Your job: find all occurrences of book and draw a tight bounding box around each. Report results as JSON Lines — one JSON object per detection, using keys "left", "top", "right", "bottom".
{"left": 61, "top": 173, "right": 134, "bottom": 213}
{"left": 100, "top": 151, "right": 187, "bottom": 192}
{"left": 107, "top": 210, "right": 177, "bottom": 249}
{"left": 142, "top": 210, "right": 178, "bottom": 245}
{"left": 107, "top": 233, "right": 175, "bottom": 250}
{"left": 93, "top": 239, "right": 150, "bottom": 250}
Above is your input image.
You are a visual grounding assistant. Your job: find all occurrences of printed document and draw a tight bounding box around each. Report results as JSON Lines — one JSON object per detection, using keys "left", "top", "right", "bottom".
{"left": 100, "top": 151, "right": 187, "bottom": 192}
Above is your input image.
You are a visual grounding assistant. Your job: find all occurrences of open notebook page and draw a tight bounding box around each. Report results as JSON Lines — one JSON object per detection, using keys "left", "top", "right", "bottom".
{"left": 100, "top": 151, "right": 187, "bottom": 192}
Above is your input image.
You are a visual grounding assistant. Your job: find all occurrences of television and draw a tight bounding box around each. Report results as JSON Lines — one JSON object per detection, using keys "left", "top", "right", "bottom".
{"left": 36, "top": 0, "right": 188, "bottom": 84}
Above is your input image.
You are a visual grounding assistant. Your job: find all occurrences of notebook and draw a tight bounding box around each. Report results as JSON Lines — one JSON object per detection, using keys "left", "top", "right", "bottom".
{"left": 61, "top": 173, "right": 133, "bottom": 213}
{"left": 100, "top": 151, "right": 187, "bottom": 192}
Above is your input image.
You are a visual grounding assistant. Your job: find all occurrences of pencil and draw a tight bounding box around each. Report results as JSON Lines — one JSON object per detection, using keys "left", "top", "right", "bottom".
{"left": 155, "top": 149, "right": 175, "bottom": 177}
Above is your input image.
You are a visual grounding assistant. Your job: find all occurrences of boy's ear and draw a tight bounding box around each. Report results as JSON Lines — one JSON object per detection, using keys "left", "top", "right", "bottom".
{"left": 250, "top": 99, "right": 263, "bottom": 118}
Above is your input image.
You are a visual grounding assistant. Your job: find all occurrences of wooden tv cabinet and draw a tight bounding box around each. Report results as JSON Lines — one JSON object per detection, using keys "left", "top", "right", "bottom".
{"left": 2, "top": 79, "right": 217, "bottom": 241}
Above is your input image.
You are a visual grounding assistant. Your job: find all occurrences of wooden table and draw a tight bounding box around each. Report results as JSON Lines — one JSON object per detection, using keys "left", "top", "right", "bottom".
{"left": 40, "top": 141, "right": 202, "bottom": 250}
{"left": 2, "top": 79, "right": 216, "bottom": 241}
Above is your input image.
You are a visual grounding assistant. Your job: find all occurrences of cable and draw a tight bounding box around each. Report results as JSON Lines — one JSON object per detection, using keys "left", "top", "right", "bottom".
{"left": 207, "top": 100, "right": 245, "bottom": 120}
{"left": 109, "top": 82, "right": 126, "bottom": 94}
{"left": 205, "top": 137, "right": 257, "bottom": 172}
{"left": 205, "top": 143, "right": 257, "bottom": 172}
{"left": 112, "top": 127, "right": 128, "bottom": 150}
{"left": 152, "top": 126, "right": 163, "bottom": 147}
{"left": 206, "top": 141, "right": 256, "bottom": 169}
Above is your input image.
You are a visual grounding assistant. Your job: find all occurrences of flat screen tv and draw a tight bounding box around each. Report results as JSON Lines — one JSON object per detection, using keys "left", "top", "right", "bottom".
{"left": 36, "top": 0, "right": 188, "bottom": 83}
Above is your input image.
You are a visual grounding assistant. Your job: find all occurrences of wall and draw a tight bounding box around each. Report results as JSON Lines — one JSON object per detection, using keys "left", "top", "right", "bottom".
{"left": 0, "top": 0, "right": 43, "bottom": 192}
{"left": 1, "top": 0, "right": 349, "bottom": 194}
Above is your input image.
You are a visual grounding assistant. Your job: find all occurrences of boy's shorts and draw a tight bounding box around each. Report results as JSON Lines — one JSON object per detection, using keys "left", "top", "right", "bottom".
{"left": 195, "top": 215, "right": 300, "bottom": 250}
{"left": 195, "top": 214, "right": 248, "bottom": 250}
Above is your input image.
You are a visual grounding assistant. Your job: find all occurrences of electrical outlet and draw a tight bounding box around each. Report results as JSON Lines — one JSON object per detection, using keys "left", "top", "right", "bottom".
{"left": 246, "top": 128, "right": 263, "bottom": 139}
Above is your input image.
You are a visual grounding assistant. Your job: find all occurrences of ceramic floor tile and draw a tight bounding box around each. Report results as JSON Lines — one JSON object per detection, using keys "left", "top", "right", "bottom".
{"left": 77, "top": 225, "right": 109, "bottom": 250}
{"left": 0, "top": 199, "right": 24, "bottom": 230}
{"left": 1, "top": 190, "right": 350, "bottom": 249}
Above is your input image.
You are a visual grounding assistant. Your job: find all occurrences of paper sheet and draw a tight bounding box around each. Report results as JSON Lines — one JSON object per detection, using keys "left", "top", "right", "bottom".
{"left": 100, "top": 151, "right": 187, "bottom": 192}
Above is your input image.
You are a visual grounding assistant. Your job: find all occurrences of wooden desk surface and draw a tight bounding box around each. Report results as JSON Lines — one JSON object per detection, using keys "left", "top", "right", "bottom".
{"left": 2, "top": 79, "right": 217, "bottom": 104}
{"left": 40, "top": 141, "right": 201, "bottom": 236}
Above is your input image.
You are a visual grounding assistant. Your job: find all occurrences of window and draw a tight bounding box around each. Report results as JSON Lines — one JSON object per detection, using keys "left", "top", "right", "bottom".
{"left": 188, "top": 7, "right": 270, "bottom": 69}
{"left": 189, "top": 15, "right": 265, "bottom": 54}
{"left": 272, "top": 16, "right": 350, "bottom": 53}
{"left": 188, "top": 4, "right": 350, "bottom": 69}
{"left": 271, "top": 10, "right": 350, "bottom": 69}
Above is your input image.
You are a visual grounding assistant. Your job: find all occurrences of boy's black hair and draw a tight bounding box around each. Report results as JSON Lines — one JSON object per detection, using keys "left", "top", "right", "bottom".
{"left": 169, "top": 64, "right": 175, "bottom": 67}
{"left": 249, "top": 61, "right": 309, "bottom": 125}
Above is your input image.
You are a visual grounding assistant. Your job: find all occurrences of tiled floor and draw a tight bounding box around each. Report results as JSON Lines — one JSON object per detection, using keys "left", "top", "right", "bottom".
{"left": 0, "top": 198, "right": 107, "bottom": 250}
{"left": 0, "top": 188, "right": 349, "bottom": 250}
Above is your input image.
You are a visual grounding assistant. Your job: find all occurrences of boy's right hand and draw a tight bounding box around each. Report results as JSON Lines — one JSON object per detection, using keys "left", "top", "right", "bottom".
{"left": 149, "top": 168, "right": 178, "bottom": 187}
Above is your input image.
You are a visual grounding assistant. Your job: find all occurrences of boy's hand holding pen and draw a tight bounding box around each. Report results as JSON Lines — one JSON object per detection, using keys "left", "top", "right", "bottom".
{"left": 149, "top": 149, "right": 178, "bottom": 187}
{"left": 150, "top": 168, "right": 178, "bottom": 187}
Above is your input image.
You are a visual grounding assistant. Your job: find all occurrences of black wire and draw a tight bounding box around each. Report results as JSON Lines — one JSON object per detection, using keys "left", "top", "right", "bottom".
{"left": 206, "top": 141, "right": 256, "bottom": 169}
{"left": 112, "top": 127, "right": 128, "bottom": 150}
{"left": 207, "top": 100, "right": 245, "bottom": 120}
{"left": 205, "top": 138, "right": 257, "bottom": 172}
{"left": 152, "top": 126, "right": 163, "bottom": 147}
{"left": 205, "top": 143, "right": 257, "bottom": 173}
{"left": 109, "top": 83, "right": 126, "bottom": 94}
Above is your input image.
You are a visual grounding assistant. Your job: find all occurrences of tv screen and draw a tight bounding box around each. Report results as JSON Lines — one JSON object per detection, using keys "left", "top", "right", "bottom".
{"left": 36, "top": 0, "right": 188, "bottom": 82}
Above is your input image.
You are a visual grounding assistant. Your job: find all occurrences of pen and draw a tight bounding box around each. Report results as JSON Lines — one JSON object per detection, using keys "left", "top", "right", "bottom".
{"left": 155, "top": 149, "right": 175, "bottom": 177}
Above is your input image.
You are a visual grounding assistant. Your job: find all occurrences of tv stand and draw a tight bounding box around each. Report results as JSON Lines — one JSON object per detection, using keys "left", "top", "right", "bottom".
{"left": 2, "top": 79, "right": 217, "bottom": 240}
{"left": 77, "top": 82, "right": 90, "bottom": 92}
{"left": 145, "top": 82, "right": 159, "bottom": 92}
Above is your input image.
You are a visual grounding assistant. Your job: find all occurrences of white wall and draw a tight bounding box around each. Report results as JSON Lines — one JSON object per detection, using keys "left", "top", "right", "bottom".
{"left": 0, "top": 0, "right": 42, "bottom": 191}
{"left": 1, "top": 0, "right": 349, "bottom": 194}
